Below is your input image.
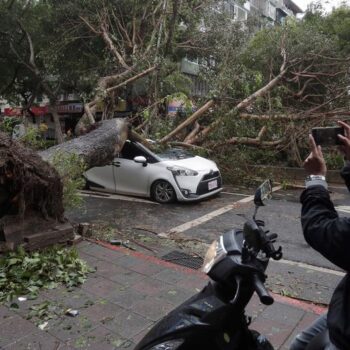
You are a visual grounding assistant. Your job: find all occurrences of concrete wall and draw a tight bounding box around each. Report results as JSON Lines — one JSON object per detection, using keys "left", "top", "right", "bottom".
{"left": 247, "top": 165, "right": 344, "bottom": 184}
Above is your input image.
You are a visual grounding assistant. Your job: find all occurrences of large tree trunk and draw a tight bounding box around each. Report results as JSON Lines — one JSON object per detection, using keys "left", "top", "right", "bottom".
{"left": 40, "top": 119, "right": 128, "bottom": 169}
{"left": 0, "top": 119, "right": 128, "bottom": 251}
{"left": 49, "top": 105, "right": 64, "bottom": 144}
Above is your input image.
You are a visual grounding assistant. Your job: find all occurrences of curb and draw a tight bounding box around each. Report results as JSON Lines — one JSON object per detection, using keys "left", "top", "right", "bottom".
{"left": 91, "top": 239, "right": 206, "bottom": 277}
{"left": 89, "top": 239, "right": 328, "bottom": 316}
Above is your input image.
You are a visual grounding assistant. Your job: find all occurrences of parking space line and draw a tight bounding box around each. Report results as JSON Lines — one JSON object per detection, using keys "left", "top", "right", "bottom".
{"left": 335, "top": 205, "right": 350, "bottom": 214}
{"left": 162, "top": 186, "right": 282, "bottom": 237}
{"left": 79, "top": 191, "right": 158, "bottom": 204}
{"left": 272, "top": 259, "right": 345, "bottom": 277}
{"left": 221, "top": 192, "right": 250, "bottom": 196}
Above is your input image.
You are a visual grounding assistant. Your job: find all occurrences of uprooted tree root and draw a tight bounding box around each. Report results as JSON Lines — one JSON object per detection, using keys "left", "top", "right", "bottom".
{"left": 0, "top": 132, "right": 65, "bottom": 241}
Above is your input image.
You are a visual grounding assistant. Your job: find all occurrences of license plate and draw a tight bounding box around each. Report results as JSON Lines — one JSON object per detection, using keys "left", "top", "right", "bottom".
{"left": 208, "top": 179, "right": 218, "bottom": 190}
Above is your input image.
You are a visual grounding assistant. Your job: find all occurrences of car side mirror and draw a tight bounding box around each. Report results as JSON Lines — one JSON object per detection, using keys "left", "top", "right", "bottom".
{"left": 254, "top": 179, "right": 272, "bottom": 207}
{"left": 134, "top": 156, "right": 147, "bottom": 167}
{"left": 253, "top": 179, "right": 272, "bottom": 220}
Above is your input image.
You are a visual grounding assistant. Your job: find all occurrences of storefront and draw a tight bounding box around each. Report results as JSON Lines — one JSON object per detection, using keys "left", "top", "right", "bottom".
{"left": 3, "top": 102, "right": 84, "bottom": 139}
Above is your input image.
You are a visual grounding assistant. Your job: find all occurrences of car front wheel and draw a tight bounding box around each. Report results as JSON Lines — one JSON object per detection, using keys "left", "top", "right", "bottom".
{"left": 151, "top": 180, "right": 176, "bottom": 204}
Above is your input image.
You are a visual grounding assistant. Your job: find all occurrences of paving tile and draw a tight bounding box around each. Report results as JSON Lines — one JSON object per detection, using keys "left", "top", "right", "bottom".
{"left": 281, "top": 312, "right": 321, "bottom": 350}
{"left": 153, "top": 269, "right": 187, "bottom": 285}
{"left": 250, "top": 316, "right": 293, "bottom": 350}
{"left": 108, "top": 288, "right": 146, "bottom": 309}
{"left": 46, "top": 315, "right": 97, "bottom": 342}
{"left": 173, "top": 274, "right": 207, "bottom": 291}
{"left": 107, "top": 269, "right": 146, "bottom": 287}
{"left": 79, "top": 299, "right": 125, "bottom": 324}
{"left": 132, "top": 278, "right": 170, "bottom": 296}
{"left": 81, "top": 275, "right": 124, "bottom": 299}
{"left": 154, "top": 285, "right": 194, "bottom": 306}
{"left": 67, "top": 325, "right": 133, "bottom": 350}
{"left": 132, "top": 296, "right": 175, "bottom": 321}
{"left": 0, "top": 315, "right": 38, "bottom": 347}
{"left": 113, "top": 255, "right": 143, "bottom": 270}
{"left": 0, "top": 306, "right": 15, "bottom": 326}
{"left": 43, "top": 287, "right": 95, "bottom": 310}
{"left": 9, "top": 295, "right": 58, "bottom": 322}
{"left": 3, "top": 331, "right": 62, "bottom": 350}
{"left": 94, "top": 260, "right": 125, "bottom": 280}
{"left": 246, "top": 294, "right": 268, "bottom": 322}
{"left": 77, "top": 251, "right": 100, "bottom": 266}
{"left": 132, "top": 324, "right": 154, "bottom": 345}
{"left": 103, "top": 310, "right": 152, "bottom": 339}
{"left": 258, "top": 302, "right": 305, "bottom": 327}
{"left": 126, "top": 261, "right": 164, "bottom": 276}
{"left": 78, "top": 244, "right": 124, "bottom": 262}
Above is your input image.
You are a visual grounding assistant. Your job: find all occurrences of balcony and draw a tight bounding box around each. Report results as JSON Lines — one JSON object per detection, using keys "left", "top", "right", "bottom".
{"left": 249, "top": 0, "right": 276, "bottom": 20}
{"left": 180, "top": 58, "right": 200, "bottom": 76}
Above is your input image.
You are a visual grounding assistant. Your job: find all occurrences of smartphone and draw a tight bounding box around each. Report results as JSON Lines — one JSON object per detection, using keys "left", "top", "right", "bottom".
{"left": 311, "top": 126, "right": 345, "bottom": 146}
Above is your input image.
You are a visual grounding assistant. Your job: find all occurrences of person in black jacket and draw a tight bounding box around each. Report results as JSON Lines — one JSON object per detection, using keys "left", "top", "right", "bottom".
{"left": 290, "top": 120, "right": 350, "bottom": 350}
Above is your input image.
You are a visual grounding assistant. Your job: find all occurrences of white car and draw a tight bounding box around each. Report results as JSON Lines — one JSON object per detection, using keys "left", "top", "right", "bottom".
{"left": 84, "top": 140, "right": 222, "bottom": 203}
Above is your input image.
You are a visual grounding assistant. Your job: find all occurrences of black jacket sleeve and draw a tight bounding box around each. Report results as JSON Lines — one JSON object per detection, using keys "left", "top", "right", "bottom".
{"left": 300, "top": 184, "right": 350, "bottom": 272}
{"left": 341, "top": 161, "right": 350, "bottom": 192}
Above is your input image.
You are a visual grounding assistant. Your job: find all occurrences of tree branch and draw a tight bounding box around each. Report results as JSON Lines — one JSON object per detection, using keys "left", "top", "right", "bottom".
{"left": 79, "top": 16, "right": 100, "bottom": 34}
{"left": 215, "top": 127, "right": 284, "bottom": 149}
{"left": 159, "top": 100, "right": 215, "bottom": 144}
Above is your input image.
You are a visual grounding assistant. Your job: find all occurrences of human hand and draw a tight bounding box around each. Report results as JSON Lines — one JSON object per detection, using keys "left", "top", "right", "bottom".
{"left": 337, "top": 120, "right": 350, "bottom": 161}
{"left": 303, "top": 134, "right": 327, "bottom": 176}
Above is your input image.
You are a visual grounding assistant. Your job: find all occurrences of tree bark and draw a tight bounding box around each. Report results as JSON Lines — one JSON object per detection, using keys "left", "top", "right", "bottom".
{"left": 40, "top": 119, "right": 128, "bottom": 169}
{"left": 49, "top": 105, "right": 64, "bottom": 144}
{"left": 159, "top": 100, "right": 215, "bottom": 143}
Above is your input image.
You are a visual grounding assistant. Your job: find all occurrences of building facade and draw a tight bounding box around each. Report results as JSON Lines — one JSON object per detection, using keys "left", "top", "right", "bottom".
{"left": 181, "top": 0, "right": 303, "bottom": 97}
{"left": 230, "top": 0, "right": 302, "bottom": 24}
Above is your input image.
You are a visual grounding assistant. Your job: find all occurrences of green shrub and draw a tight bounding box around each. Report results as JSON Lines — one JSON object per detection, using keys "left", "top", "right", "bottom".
{"left": 0, "top": 117, "right": 20, "bottom": 134}
{"left": 51, "top": 152, "right": 87, "bottom": 209}
{"left": 20, "top": 126, "right": 47, "bottom": 150}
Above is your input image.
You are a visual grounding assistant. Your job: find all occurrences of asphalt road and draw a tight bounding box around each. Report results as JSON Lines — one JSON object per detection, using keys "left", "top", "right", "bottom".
{"left": 67, "top": 184, "right": 350, "bottom": 304}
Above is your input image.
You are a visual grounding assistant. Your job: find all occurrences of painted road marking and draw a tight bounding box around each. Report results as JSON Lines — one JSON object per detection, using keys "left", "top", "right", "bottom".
{"left": 221, "top": 191, "right": 251, "bottom": 196}
{"left": 335, "top": 205, "right": 350, "bottom": 214}
{"left": 161, "top": 186, "right": 282, "bottom": 237}
{"left": 79, "top": 191, "right": 158, "bottom": 204}
{"left": 272, "top": 259, "right": 345, "bottom": 277}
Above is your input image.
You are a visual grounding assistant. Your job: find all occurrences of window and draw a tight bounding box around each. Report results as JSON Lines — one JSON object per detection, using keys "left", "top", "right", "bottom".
{"left": 120, "top": 141, "right": 157, "bottom": 163}
{"left": 234, "top": 5, "right": 248, "bottom": 21}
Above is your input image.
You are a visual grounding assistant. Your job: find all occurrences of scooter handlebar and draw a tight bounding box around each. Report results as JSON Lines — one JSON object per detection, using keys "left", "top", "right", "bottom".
{"left": 252, "top": 274, "right": 274, "bottom": 305}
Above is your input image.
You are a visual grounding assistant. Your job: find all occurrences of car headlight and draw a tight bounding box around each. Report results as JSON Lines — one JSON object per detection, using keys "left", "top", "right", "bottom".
{"left": 167, "top": 166, "right": 198, "bottom": 176}
{"left": 149, "top": 339, "right": 184, "bottom": 350}
{"left": 202, "top": 236, "right": 227, "bottom": 274}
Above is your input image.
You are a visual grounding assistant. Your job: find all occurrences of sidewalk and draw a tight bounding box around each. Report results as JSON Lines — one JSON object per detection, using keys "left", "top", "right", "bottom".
{"left": 0, "top": 240, "right": 327, "bottom": 350}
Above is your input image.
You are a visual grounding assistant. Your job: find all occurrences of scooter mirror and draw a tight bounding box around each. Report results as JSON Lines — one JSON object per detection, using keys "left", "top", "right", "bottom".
{"left": 254, "top": 180, "right": 273, "bottom": 207}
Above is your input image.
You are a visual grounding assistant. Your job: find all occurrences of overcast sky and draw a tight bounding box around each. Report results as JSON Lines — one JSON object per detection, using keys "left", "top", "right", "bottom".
{"left": 293, "top": 0, "right": 350, "bottom": 12}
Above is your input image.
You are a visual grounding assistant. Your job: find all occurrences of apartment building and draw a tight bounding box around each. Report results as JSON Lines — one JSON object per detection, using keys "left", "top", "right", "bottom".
{"left": 181, "top": 0, "right": 303, "bottom": 97}
{"left": 229, "top": 0, "right": 302, "bottom": 24}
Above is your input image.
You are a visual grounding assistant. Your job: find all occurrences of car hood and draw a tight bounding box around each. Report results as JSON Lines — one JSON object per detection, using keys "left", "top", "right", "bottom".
{"left": 162, "top": 156, "right": 218, "bottom": 172}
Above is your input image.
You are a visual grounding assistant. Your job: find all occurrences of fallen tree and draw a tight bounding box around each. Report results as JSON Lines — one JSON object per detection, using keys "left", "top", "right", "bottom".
{"left": 40, "top": 119, "right": 128, "bottom": 168}
{"left": 0, "top": 119, "right": 128, "bottom": 251}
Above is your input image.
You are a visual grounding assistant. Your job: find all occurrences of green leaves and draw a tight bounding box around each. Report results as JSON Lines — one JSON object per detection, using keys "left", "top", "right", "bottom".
{"left": 51, "top": 152, "right": 87, "bottom": 209}
{"left": 0, "top": 246, "right": 94, "bottom": 303}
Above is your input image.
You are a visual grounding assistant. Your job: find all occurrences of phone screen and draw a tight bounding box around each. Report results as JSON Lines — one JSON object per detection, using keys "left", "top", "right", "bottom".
{"left": 311, "top": 127, "right": 344, "bottom": 146}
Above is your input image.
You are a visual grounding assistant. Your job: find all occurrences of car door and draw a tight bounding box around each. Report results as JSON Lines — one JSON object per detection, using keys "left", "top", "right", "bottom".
{"left": 113, "top": 141, "right": 155, "bottom": 196}
{"left": 85, "top": 163, "right": 117, "bottom": 192}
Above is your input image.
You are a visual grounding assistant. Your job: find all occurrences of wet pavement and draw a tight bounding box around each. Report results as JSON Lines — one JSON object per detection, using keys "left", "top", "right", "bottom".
{"left": 66, "top": 184, "right": 350, "bottom": 305}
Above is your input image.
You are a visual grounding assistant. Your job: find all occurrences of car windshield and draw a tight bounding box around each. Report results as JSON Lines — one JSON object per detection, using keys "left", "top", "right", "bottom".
{"left": 156, "top": 148, "right": 194, "bottom": 160}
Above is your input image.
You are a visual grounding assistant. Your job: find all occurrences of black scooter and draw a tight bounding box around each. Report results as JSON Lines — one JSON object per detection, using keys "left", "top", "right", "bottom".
{"left": 134, "top": 180, "right": 322, "bottom": 350}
